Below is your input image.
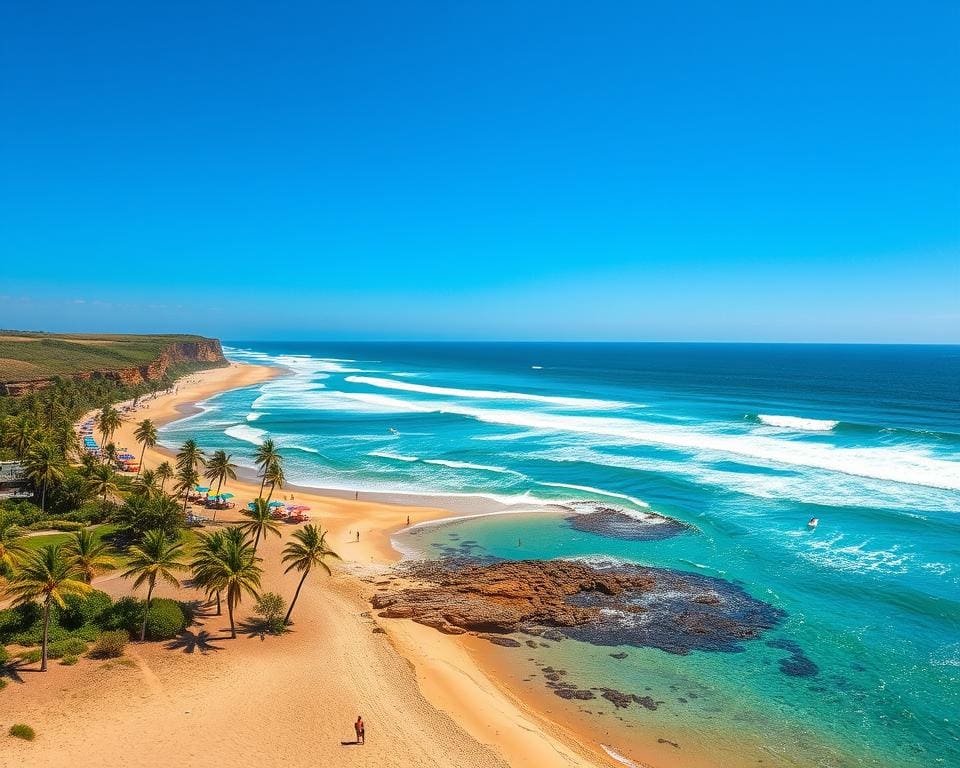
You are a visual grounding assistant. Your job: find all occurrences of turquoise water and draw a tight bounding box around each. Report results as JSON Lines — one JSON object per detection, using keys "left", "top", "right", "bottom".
{"left": 160, "top": 342, "right": 960, "bottom": 766}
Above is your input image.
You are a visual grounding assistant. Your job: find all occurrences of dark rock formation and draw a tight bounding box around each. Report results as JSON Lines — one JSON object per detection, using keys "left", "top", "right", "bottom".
{"left": 566, "top": 505, "right": 691, "bottom": 541}
{"left": 767, "top": 639, "right": 819, "bottom": 677}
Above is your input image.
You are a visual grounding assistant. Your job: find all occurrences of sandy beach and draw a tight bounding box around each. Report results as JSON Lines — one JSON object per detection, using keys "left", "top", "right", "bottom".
{"left": 1, "top": 362, "right": 607, "bottom": 768}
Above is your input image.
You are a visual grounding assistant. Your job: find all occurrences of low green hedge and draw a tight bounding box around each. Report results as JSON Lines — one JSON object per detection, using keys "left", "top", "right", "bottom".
{"left": 25, "top": 520, "right": 85, "bottom": 532}
{"left": 89, "top": 631, "right": 127, "bottom": 659}
{"left": 47, "top": 637, "right": 88, "bottom": 659}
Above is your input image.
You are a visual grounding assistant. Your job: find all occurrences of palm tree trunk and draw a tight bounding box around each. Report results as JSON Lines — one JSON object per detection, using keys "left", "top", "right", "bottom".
{"left": 267, "top": 483, "right": 275, "bottom": 502}
{"left": 40, "top": 480, "right": 47, "bottom": 515}
{"left": 137, "top": 444, "right": 145, "bottom": 477}
{"left": 254, "top": 528, "right": 261, "bottom": 553}
{"left": 215, "top": 590, "right": 222, "bottom": 615}
{"left": 258, "top": 475, "right": 267, "bottom": 497}
{"left": 285, "top": 569, "right": 310, "bottom": 624}
{"left": 228, "top": 598, "right": 236, "bottom": 638}
{"left": 41, "top": 597, "right": 51, "bottom": 671}
{"left": 141, "top": 582, "right": 154, "bottom": 641}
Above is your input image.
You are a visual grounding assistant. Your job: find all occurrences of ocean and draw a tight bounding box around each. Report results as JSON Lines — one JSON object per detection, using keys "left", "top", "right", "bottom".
{"left": 159, "top": 342, "right": 960, "bottom": 767}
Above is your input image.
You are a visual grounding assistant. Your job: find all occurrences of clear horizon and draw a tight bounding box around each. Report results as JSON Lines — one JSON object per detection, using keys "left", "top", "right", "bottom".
{"left": 1, "top": 2, "right": 958, "bottom": 343}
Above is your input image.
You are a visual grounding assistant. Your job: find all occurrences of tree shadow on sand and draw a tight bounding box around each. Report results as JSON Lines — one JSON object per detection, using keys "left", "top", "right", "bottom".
{"left": 236, "top": 618, "right": 286, "bottom": 642}
{"left": 165, "top": 629, "right": 225, "bottom": 655}
{"left": 1, "top": 657, "right": 34, "bottom": 684}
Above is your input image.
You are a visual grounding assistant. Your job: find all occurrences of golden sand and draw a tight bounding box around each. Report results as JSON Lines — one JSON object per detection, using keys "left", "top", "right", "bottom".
{"left": 1, "top": 362, "right": 606, "bottom": 768}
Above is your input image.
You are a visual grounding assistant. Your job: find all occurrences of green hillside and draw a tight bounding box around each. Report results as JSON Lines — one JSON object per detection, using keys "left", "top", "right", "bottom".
{"left": 0, "top": 331, "right": 211, "bottom": 383}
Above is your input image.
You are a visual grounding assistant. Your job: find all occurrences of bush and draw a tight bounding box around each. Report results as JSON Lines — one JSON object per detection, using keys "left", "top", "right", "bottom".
{"left": 17, "top": 648, "right": 41, "bottom": 663}
{"left": 254, "top": 592, "right": 287, "bottom": 634}
{"left": 144, "top": 599, "right": 187, "bottom": 641}
{"left": 47, "top": 638, "right": 88, "bottom": 659}
{"left": 99, "top": 596, "right": 142, "bottom": 635}
{"left": 0, "top": 645, "right": 9, "bottom": 665}
{"left": 26, "top": 520, "right": 84, "bottom": 532}
{"left": 58, "top": 589, "right": 112, "bottom": 630}
{"left": 9, "top": 724, "right": 35, "bottom": 741}
{"left": 0, "top": 678, "right": 7, "bottom": 691}
{"left": 60, "top": 654, "right": 79, "bottom": 666}
{"left": 89, "top": 631, "right": 127, "bottom": 659}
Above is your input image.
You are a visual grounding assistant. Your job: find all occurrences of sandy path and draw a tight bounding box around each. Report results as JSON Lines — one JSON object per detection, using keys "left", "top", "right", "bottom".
{"left": 1, "top": 362, "right": 604, "bottom": 768}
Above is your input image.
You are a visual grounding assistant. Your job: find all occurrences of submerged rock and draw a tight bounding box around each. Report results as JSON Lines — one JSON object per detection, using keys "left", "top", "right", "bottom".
{"left": 767, "top": 639, "right": 819, "bottom": 677}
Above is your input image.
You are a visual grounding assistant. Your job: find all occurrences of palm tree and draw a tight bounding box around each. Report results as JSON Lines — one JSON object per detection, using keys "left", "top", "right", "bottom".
{"left": 281, "top": 524, "right": 340, "bottom": 624}
{"left": 190, "top": 530, "right": 227, "bottom": 615}
{"left": 6, "top": 545, "right": 91, "bottom": 670}
{"left": 87, "top": 463, "right": 118, "bottom": 502}
{"left": 204, "top": 450, "right": 237, "bottom": 498}
{"left": 96, "top": 405, "right": 122, "bottom": 447}
{"left": 155, "top": 461, "right": 174, "bottom": 494}
{"left": 253, "top": 439, "right": 281, "bottom": 497}
{"left": 122, "top": 530, "right": 187, "bottom": 641}
{"left": 2, "top": 414, "right": 38, "bottom": 458}
{"left": 264, "top": 461, "right": 286, "bottom": 502}
{"left": 135, "top": 468, "right": 161, "bottom": 500}
{"left": 175, "top": 439, "right": 205, "bottom": 474}
{"left": 133, "top": 419, "right": 158, "bottom": 477}
{"left": 23, "top": 441, "right": 67, "bottom": 514}
{"left": 63, "top": 529, "right": 118, "bottom": 583}
{"left": 174, "top": 465, "right": 200, "bottom": 514}
{"left": 192, "top": 536, "right": 261, "bottom": 638}
{"left": 0, "top": 512, "right": 28, "bottom": 574}
{"left": 51, "top": 420, "right": 80, "bottom": 461}
{"left": 239, "top": 497, "right": 282, "bottom": 553}
{"left": 103, "top": 442, "right": 119, "bottom": 467}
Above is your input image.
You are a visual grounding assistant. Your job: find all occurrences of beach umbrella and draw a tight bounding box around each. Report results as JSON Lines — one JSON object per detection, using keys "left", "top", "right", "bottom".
{"left": 220, "top": 493, "right": 235, "bottom": 499}
{"left": 195, "top": 486, "right": 210, "bottom": 493}
{"left": 247, "top": 502, "right": 257, "bottom": 510}
{"left": 268, "top": 501, "right": 285, "bottom": 508}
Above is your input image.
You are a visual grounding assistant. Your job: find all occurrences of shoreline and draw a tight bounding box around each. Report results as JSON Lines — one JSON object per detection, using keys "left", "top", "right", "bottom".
{"left": 48, "top": 361, "right": 611, "bottom": 768}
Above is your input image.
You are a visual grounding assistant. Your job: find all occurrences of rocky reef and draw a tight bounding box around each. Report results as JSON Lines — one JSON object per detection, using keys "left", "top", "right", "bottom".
{"left": 372, "top": 558, "right": 785, "bottom": 655}
{"left": 565, "top": 504, "right": 691, "bottom": 541}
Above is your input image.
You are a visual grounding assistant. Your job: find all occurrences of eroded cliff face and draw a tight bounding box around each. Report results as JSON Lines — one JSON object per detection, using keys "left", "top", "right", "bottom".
{"left": 0, "top": 338, "right": 226, "bottom": 396}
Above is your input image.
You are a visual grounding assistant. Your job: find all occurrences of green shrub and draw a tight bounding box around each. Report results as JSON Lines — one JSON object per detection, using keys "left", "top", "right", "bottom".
{"left": 17, "top": 648, "right": 41, "bottom": 663}
{"left": 60, "top": 654, "right": 79, "bottom": 666}
{"left": 0, "top": 645, "right": 9, "bottom": 665}
{"left": 58, "top": 589, "right": 112, "bottom": 629}
{"left": 26, "top": 520, "right": 84, "bottom": 532}
{"left": 144, "top": 599, "right": 186, "bottom": 641}
{"left": 47, "top": 638, "right": 88, "bottom": 659}
{"left": 254, "top": 592, "right": 287, "bottom": 634}
{"left": 100, "top": 596, "right": 142, "bottom": 635}
{"left": 89, "top": 631, "right": 127, "bottom": 659}
{"left": 0, "top": 678, "right": 7, "bottom": 691}
{"left": 8, "top": 724, "right": 35, "bottom": 741}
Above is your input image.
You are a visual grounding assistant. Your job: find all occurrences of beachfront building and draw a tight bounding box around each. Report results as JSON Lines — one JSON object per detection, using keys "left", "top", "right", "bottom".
{"left": 0, "top": 460, "right": 30, "bottom": 499}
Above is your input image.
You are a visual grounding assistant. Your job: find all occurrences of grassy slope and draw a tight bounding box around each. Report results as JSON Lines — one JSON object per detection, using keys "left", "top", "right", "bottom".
{"left": 0, "top": 331, "right": 212, "bottom": 382}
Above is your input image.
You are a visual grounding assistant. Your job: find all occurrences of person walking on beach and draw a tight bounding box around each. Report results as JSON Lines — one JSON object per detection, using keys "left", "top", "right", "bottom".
{"left": 355, "top": 715, "right": 365, "bottom": 745}
{"left": 356, "top": 530, "right": 360, "bottom": 542}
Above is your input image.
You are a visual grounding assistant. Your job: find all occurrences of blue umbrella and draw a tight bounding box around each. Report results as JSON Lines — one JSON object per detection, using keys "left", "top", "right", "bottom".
{"left": 195, "top": 486, "right": 210, "bottom": 493}
{"left": 220, "top": 493, "right": 235, "bottom": 499}
{"left": 268, "top": 501, "right": 285, "bottom": 508}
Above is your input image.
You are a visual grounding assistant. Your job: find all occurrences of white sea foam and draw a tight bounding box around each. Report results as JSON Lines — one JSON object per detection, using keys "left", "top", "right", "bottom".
{"left": 537, "top": 481, "right": 650, "bottom": 509}
{"left": 430, "top": 403, "right": 960, "bottom": 492}
{"left": 224, "top": 424, "right": 268, "bottom": 445}
{"left": 561, "top": 554, "right": 645, "bottom": 567}
{"left": 757, "top": 414, "right": 839, "bottom": 431}
{"left": 246, "top": 412, "right": 262, "bottom": 422}
{"left": 345, "top": 375, "right": 624, "bottom": 409}
{"left": 422, "top": 459, "right": 526, "bottom": 477}
{"left": 368, "top": 450, "right": 419, "bottom": 462}
{"left": 599, "top": 745, "right": 648, "bottom": 768}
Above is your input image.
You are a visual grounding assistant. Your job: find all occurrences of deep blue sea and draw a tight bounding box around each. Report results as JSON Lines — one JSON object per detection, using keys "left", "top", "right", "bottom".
{"left": 160, "top": 342, "right": 960, "bottom": 767}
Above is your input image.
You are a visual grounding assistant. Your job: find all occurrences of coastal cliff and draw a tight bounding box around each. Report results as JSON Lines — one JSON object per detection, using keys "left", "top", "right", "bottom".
{"left": 0, "top": 335, "right": 227, "bottom": 396}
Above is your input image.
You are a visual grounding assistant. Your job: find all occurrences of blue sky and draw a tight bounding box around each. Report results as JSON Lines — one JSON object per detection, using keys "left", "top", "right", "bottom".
{"left": 1, "top": 2, "right": 957, "bottom": 342}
